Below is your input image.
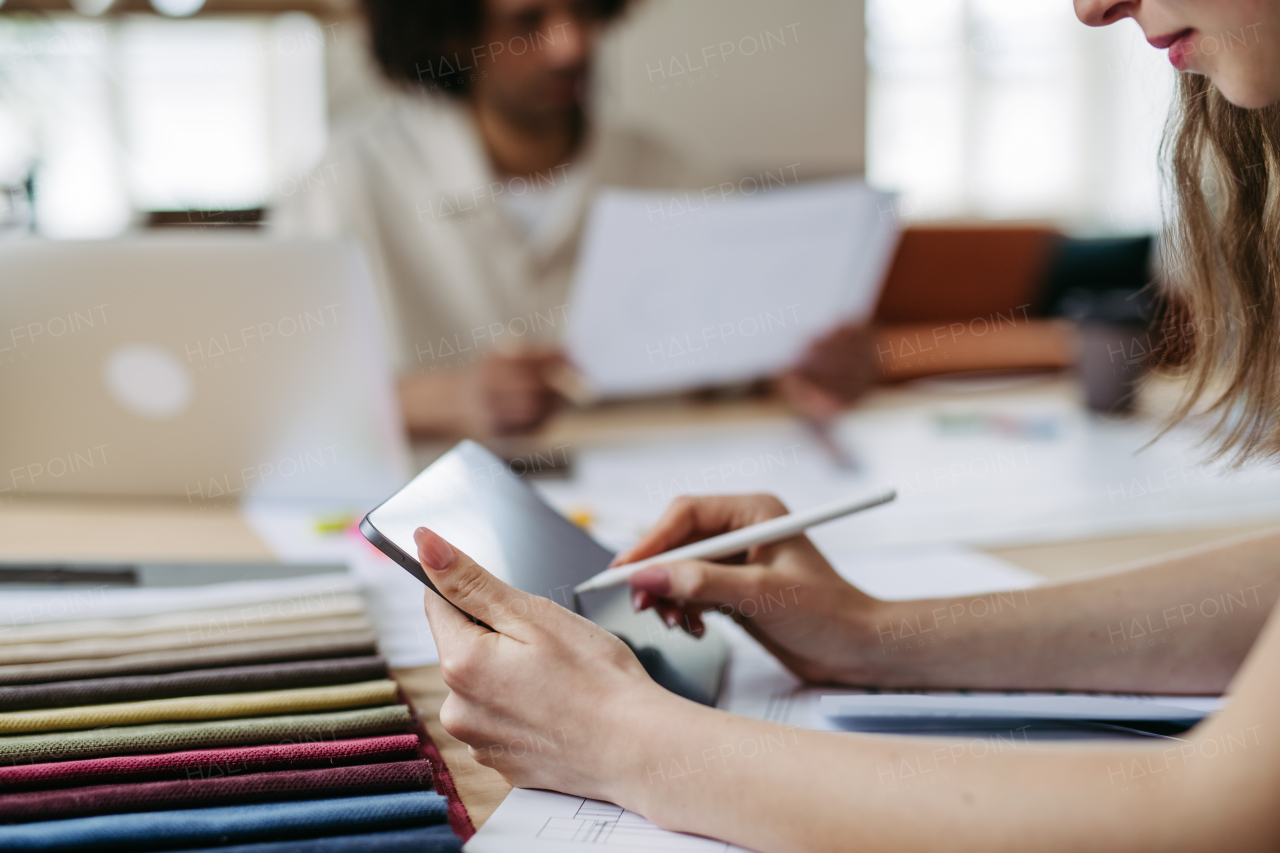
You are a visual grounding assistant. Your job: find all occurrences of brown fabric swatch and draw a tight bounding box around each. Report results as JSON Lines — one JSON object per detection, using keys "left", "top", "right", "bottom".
{"left": 0, "top": 656, "right": 389, "bottom": 712}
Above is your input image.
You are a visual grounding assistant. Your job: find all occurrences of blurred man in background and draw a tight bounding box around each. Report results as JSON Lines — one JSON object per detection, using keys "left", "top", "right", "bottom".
{"left": 276, "top": 0, "right": 874, "bottom": 436}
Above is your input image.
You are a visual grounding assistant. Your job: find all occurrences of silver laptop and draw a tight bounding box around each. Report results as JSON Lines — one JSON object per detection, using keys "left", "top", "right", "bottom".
{"left": 0, "top": 236, "right": 410, "bottom": 502}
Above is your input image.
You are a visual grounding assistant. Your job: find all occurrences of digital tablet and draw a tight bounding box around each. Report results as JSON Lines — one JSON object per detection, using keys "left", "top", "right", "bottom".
{"left": 360, "top": 440, "right": 728, "bottom": 705}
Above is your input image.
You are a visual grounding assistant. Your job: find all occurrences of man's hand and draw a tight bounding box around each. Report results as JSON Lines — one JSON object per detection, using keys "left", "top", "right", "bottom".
{"left": 777, "top": 322, "right": 877, "bottom": 421}
{"left": 478, "top": 349, "right": 565, "bottom": 435}
{"left": 398, "top": 349, "right": 565, "bottom": 437}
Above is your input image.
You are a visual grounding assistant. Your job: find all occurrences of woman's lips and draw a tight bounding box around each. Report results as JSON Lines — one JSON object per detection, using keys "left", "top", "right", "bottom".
{"left": 1148, "top": 28, "right": 1196, "bottom": 69}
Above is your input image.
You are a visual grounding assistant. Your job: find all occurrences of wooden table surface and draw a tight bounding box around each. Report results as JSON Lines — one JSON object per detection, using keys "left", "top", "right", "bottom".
{"left": 4, "top": 379, "right": 1277, "bottom": 829}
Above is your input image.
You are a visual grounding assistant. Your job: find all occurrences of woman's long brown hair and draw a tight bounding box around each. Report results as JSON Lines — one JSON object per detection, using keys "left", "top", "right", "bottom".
{"left": 1159, "top": 73, "right": 1280, "bottom": 463}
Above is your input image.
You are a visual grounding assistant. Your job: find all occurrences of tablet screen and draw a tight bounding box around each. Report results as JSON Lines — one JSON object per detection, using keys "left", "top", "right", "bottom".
{"left": 361, "top": 440, "right": 729, "bottom": 705}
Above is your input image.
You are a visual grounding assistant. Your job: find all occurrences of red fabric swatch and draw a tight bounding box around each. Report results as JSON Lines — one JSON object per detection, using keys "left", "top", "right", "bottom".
{"left": 0, "top": 759, "right": 435, "bottom": 823}
{"left": 0, "top": 734, "right": 420, "bottom": 793}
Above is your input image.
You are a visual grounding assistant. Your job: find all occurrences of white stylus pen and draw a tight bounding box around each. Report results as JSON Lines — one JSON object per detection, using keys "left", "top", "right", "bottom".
{"left": 573, "top": 488, "right": 897, "bottom": 594}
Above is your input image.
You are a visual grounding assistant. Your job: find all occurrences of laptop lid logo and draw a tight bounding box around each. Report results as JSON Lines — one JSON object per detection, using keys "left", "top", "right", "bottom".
{"left": 103, "top": 343, "right": 193, "bottom": 419}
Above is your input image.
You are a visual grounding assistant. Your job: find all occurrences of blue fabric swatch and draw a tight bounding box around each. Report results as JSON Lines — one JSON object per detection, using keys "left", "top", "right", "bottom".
{"left": 172, "top": 824, "right": 462, "bottom": 853}
{"left": 0, "top": 791, "right": 448, "bottom": 852}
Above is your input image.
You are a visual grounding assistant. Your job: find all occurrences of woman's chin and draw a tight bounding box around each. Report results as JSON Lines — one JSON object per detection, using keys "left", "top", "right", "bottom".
{"left": 1208, "top": 72, "right": 1280, "bottom": 110}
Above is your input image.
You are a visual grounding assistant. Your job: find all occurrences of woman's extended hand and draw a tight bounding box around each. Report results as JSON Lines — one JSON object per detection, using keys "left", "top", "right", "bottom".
{"left": 413, "top": 527, "right": 688, "bottom": 803}
{"left": 614, "top": 493, "right": 887, "bottom": 684}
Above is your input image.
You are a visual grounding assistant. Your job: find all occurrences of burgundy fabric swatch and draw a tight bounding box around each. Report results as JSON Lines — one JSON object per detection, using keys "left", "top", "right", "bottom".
{"left": 0, "top": 656, "right": 389, "bottom": 712}
{"left": 0, "top": 734, "right": 420, "bottom": 793}
{"left": 0, "top": 759, "right": 435, "bottom": 823}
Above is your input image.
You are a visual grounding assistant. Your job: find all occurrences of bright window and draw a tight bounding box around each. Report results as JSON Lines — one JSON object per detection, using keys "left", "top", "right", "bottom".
{"left": 0, "top": 12, "right": 326, "bottom": 237}
{"left": 866, "top": 0, "right": 1175, "bottom": 231}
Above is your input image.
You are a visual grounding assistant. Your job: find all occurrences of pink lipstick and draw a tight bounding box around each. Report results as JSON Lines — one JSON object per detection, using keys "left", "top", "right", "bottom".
{"left": 1148, "top": 28, "right": 1196, "bottom": 70}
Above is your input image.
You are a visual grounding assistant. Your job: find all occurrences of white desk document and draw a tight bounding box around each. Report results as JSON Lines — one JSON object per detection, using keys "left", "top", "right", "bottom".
{"left": 466, "top": 788, "right": 757, "bottom": 853}
{"left": 566, "top": 179, "right": 898, "bottom": 397}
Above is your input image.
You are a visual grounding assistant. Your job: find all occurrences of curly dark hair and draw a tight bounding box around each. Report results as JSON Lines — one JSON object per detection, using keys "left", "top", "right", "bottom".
{"left": 360, "top": 0, "right": 630, "bottom": 97}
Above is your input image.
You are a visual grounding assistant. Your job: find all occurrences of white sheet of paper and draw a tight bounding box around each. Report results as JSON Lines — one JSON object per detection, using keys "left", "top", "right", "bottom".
{"left": 465, "top": 788, "right": 757, "bottom": 853}
{"left": 533, "top": 387, "right": 1280, "bottom": 554}
{"left": 565, "top": 179, "right": 898, "bottom": 397}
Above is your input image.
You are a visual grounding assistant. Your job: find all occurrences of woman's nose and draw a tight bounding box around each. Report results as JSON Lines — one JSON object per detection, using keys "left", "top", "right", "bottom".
{"left": 1073, "top": 0, "right": 1138, "bottom": 27}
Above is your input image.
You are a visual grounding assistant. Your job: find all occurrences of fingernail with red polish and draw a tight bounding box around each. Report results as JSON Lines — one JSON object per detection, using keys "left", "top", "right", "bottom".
{"left": 628, "top": 566, "right": 671, "bottom": 596}
{"left": 414, "top": 527, "right": 455, "bottom": 572}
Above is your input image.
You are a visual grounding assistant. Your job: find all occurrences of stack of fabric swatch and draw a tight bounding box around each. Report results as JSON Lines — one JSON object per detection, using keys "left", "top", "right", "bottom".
{"left": 0, "top": 572, "right": 471, "bottom": 852}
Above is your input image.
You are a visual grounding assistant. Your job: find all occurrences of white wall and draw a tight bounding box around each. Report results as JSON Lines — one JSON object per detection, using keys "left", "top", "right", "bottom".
{"left": 596, "top": 0, "right": 865, "bottom": 180}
